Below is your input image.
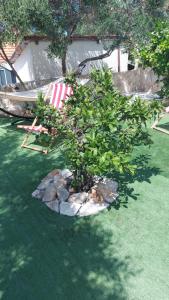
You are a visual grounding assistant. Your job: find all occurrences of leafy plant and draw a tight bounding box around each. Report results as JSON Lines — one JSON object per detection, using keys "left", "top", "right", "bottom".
{"left": 34, "top": 69, "right": 162, "bottom": 191}
{"left": 33, "top": 92, "right": 60, "bottom": 147}
{"left": 139, "top": 21, "right": 169, "bottom": 97}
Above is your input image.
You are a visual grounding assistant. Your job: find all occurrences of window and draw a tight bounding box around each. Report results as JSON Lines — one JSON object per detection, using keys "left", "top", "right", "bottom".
{"left": 0, "top": 69, "right": 7, "bottom": 86}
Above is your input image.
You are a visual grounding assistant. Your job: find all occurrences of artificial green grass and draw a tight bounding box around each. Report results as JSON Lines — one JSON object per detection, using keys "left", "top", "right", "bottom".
{"left": 0, "top": 117, "right": 169, "bottom": 300}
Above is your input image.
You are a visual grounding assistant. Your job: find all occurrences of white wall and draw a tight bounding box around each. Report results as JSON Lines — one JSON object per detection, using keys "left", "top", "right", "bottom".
{"left": 67, "top": 41, "right": 128, "bottom": 74}
{"left": 13, "top": 44, "right": 34, "bottom": 82}
{"left": 31, "top": 41, "right": 62, "bottom": 80}
{"left": 14, "top": 40, "right": 128, "bottom": 82}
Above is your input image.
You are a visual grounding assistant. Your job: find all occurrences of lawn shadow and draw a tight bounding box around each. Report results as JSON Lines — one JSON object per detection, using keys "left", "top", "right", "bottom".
{"left": 0, "top": 202, "right": 140, "bottom": 300}
{"left": 156, "top": 122, "right": 169, "bottom": 131}
{"left": 111, "top": 154, "right": 160, "bottom": 209}
{"left": 0, "top": 118, "right": 140, "bottom": 300}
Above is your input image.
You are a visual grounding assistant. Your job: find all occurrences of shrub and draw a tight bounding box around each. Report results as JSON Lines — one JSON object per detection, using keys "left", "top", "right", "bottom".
{"left": 34, "top": 69, "right": 162, "bottom": 191}
{"left": 139, "top": 21, "right": 169, "bottom": 98}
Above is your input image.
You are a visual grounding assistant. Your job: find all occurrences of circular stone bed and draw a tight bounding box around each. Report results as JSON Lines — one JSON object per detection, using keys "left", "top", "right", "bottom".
{"left": 32, "top": 169, "right": 118, "bottom": 217}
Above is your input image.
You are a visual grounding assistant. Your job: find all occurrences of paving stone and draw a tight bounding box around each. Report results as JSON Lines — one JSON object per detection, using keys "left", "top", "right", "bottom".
{"left": 53, "top": 175, "right": 67, "bottom": 189}
{"left": 57, "top": 186, "right": 69, "bottom": 202}
{"left": 46, "top": 199, "right": 59, "bottom": 212}
{"left": 46, "top": 169, "right": 61, "bottom": 178}
{"left": 60, "top": 202, "right": 81, "bottom": 216}
{"left": 42, "top": 183, "right": 57, "bottom": 202}
{"left": 37, "top": 178, "right": 53, "bottom": 191}
{"left": 96, "top": 179, "right": 118, "bottom": 203}
{"left": 78, "top": 200, "right": 109, "bottom": 217}
{"left": 32, "top": 189, "right": 45, "bottom": 200}
{"left": 60, "top": 169, "right": 73, "bottom": 179}
{"left": 68, "top": 192, "right": 88, "bottom": 204}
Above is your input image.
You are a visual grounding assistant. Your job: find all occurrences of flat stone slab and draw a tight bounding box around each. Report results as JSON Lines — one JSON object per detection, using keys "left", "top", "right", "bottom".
{"left": 68, "top": 192, "right": 88, "bottom": 204}
{"left": 78, "top": 200, "right": 109, "bottom": 217}
{"left": 46, "top": 200, "right": 59, "bottom": 213}
{"left": 60, "top": 202, "right": 81, "bottom": 216}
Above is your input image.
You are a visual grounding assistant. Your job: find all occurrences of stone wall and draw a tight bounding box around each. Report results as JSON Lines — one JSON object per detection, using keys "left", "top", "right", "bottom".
{"left": 113, "top": 68, "right": 160, "bottom": 94}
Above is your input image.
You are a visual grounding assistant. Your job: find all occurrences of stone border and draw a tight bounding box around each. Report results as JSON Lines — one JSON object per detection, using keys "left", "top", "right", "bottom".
{"left": 32, "top": 169, "right": 118, "bottom": 217}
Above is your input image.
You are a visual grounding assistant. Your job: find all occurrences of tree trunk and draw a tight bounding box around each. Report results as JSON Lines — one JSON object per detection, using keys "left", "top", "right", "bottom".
{"left": 0, "top": 107, "right": 34, "bottom": 119}
{"left": 61, "top": 51, "right": 67, "bottom": 76}
{"left": 73, "top": 48, "right": 114, "bottom": 76}
{"left": 0, "top": 44, "right": 27, "bottom": 90}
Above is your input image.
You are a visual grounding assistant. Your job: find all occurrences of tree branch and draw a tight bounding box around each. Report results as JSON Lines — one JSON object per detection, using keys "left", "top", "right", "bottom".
{"left": 0, "top": 51, "right": 5, "bottom": 61}
{"left": 78, "top": 48, "right": 113, "bottom": 67}
{"left": 0, "top": 44, "right": 26, "bottom": 90}
{"left": 0, "top": 107, "right": 34, "bottom": 119}
{"left": 73, "top": 47, "right": 114, "bottom": 76}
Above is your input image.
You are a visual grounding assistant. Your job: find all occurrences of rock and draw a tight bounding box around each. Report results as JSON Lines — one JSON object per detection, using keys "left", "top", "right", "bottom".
{"left": 93, "top": 175, "right": 102, "bottom": 184}
{"left": 42, "top": 183, "right": 57, "bottom": 202}
{"left": 60, "top": 202, "right": 81, "bottom": 216}
{"left": 32, "top": 189, "right": 45, "bottom": 199}
{"left": 37, "top": 178, "right": 53, "bottom": 191}
{"left": 53, "top": 175, "right": 67, "bottom": 189}
{"left": 60, "top": 169, "right": 73, "bottom": 179}
{"left": 68, "top": 192, "right": 88, "bottom": 204}
{"left": 90, "top": 186, "right": 104, "bottom": 203}
{"left": 57, "top": 186, "right": 69, "bottom": 202}
{"left": 78, "top": 200, "right": 109, "bottom": 217}
{"left": 69, "top": 187, "right": 76, "bottom": 194}
{"left": 96, "top": 179, "right": 118, "bottom": 203}
{"left": 102, "top": 178, "right": 118, "bottom": 190}
{"left": 46, "top": 199, "right": 59, "bottom": 212}
{"left": 41, "top": 169, "right": 61, "bottom": 183}
{"left": 46, "top": 169, "right": 61, "bottom": 178}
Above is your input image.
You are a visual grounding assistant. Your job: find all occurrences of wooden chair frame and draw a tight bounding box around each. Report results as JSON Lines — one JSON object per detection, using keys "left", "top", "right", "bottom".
{"left": 17, "top": 84, "right": 53, "bottom": 154}
{"left": 151, "top": 112, "right": 169, "bottom": 135}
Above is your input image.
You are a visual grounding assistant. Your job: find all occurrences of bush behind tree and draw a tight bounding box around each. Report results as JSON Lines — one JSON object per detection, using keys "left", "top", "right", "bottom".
{"left": 139, "top": 21, "right": 169, "bottom": 98}
{"left": 35, "top": 69, "right": 162, "bottom": 191}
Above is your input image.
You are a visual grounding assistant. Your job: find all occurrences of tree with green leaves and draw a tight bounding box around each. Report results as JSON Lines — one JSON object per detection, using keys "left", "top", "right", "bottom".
{"left": 26, "top": 0, "right": 169, "bottom": 75}
{"left": 139, "top": 21, "right": 169, "bottom": 98}
{"left": 76, "top": 0, "right": 169, "bottom": 65}
{"left": 34, "top": 69, "right": 162, "bottom": 191}
{"left": 0, "top": 0, "right": 31, "bottom": 87}
{"left": 0, "top": 0, "right": 168, "bottom": 79}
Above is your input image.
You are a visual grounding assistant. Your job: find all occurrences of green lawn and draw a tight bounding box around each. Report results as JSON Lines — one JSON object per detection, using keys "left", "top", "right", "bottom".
{"left": 0, "top": 117, "right": 169, "bottom": 300}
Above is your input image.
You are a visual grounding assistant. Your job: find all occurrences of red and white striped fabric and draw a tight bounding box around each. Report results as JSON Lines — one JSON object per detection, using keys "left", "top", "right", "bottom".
{"left": 49, "top": 83, "right": 73, "bottom": 109}
{"left": 18, "top": 124, "right": 48, "bottom": 133}
{"left": 17, "top": 83, "right": 73, "bottom": 134}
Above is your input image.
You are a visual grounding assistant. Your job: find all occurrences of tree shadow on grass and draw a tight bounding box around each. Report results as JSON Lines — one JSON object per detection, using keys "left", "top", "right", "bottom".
{"left": 0, "top": 118, "right": 140, "bottom": 300}
{"left": 111, "top": 154, "right": 160, "bottom": 209}
{"left": 156, "top": 122, "right": 169, "bottom": 131}
{"left": 0, "top": 202, "right": 140, "bottom": 300}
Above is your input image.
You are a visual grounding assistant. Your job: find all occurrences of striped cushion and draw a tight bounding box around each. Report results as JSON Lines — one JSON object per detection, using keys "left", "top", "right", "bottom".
{"left": 18, "top": 124, "right": 48, "bottom": 133}
{"left": 18, "top": 83, "right": 73, "bottom": 134}
{"left": 49, "top": 83, "right": 73, "bottom": 109}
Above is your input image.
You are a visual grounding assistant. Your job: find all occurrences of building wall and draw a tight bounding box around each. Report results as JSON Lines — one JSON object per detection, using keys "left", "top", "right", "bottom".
{"left": 66, "top": 41, "right": 128, "bottom": 74}
{"left": 14, "top": 40, "right": 128, "bottom": 82}
{"left": 0, "top": 67, "right": 13, "bottom": 86}
{"left": 13, "top": 44, "right": 34, "bottom": 82}
{"left": 31, "top": 41, "right": 62, "bottom": 80}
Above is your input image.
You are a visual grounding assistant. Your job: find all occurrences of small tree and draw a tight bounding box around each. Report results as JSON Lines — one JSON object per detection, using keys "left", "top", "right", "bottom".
{"left": 35, "top": 69, "right": 162, "bottom": 191}
{"left": 139, "top": 21, "right": 169, "bottom": 98}
{"left": 0, "top": 0, "right": 31, "bottom": 88}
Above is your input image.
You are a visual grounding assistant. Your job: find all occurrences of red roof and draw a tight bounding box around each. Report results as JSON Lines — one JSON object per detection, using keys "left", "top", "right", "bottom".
{"left": 0, "top": 44, "right": 16, "bottom": 64}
